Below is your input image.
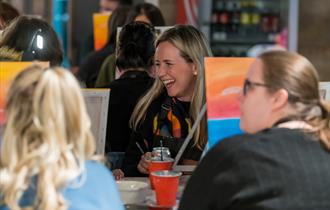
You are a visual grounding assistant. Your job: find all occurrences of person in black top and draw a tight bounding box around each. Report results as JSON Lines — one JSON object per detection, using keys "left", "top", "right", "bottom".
{"left": 122, "top": 25, "right": 213, "bottom": 176}
{"left": 95, "top": 2, "right": 166, "bottom": 87}
{"left": 77, "top": 5, "right": 131, "bottom": 87}
{"left": 104, "top": 22, "right": 156, "bottom": 176}
{"left": 179, "top": 51, "right": 330, "bottom": 210}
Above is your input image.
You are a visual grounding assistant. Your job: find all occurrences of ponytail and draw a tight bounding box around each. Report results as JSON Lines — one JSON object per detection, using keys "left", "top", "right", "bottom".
{"left": 298, "top": 100, "right": 330, "bottom": 149}
{"left": 316, "top": 100, "right": 330, "bottom": 148}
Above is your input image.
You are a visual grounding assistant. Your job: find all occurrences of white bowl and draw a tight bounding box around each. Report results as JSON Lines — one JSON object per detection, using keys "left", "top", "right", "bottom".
{"left": 116, "top": 180, "right": 149, "bottom": 204}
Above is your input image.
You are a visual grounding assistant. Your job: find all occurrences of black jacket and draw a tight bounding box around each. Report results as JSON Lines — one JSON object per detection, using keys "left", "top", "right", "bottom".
{"left": 77, "top": 43, "right": 115, "bottom": 88}
{"left": 104, "top": 70, "right": 153, "bottom": 153}
{"left": 122, "top": 91, "right": 203, "bottom": 177}
{"left": 179, "top": 128, "right": 330, "bottom": 210}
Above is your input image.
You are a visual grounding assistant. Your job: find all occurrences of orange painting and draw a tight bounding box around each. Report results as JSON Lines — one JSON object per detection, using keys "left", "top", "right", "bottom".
{"left": 205, "top": 58, "right": 254, "bottom": 119}
{"left": 205, "top": 57, "right": 255, "bottom": 147}
{"left": 93, "top": 13, "right": 111, "bottom": 50}
{"left": 0, "top": 62, "right": 48, "bottom": 125}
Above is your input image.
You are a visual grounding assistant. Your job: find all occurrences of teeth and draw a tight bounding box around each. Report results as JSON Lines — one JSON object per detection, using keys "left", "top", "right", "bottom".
{"left": 162, "top": 80, "right": 174, "bottom": 85}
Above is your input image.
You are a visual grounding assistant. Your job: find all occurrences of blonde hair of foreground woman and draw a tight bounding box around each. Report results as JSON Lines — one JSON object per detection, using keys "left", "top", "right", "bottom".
{"left": 0, "top": 65, "right": 96, "bottom": 210}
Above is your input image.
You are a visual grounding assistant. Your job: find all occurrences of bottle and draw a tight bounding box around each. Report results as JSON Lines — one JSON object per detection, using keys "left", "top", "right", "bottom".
{"left": 270, "top": 10, "right": 280, "bottom": 33}
{"left": 231, "top": 2, "right": 241, "bottom": 33}
{"left": 240, "top": 0, "right": 251, "bottom": 36}
{"left": 250, "top": 0, "right": 260, "bottom": 34}
{"left": 219, "top": 1, "right": 230, "bottom": 30}
{"left": 214, "top": 1, "right": 228, "bottom": 41}
{"left": 261, "top": 10, "right": 270, "bottom": 33}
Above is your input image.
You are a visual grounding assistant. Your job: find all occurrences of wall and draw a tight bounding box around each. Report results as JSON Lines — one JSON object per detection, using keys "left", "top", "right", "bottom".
{"left": 298, "top": 0, "right": 330, "bottom": 81}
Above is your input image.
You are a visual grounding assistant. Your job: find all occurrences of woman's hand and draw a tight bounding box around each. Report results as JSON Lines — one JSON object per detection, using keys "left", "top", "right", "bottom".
{"left": 137, "top": 152, "right": 152, "bottom": 174}
{"left": 112, "top": 169, "right": 124, "bottom": 180}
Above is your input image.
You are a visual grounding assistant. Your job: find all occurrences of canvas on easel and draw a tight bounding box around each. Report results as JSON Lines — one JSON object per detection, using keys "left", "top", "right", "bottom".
{"left": 319, "top": 82, "right": 330, "bottom": 102}
{"left": 0, "top": 62, "right": 49, "bottom": 126}
{"left": 93, "top": 13, "right": 111, "bottom": 50}
{"left": 204, "top": 57, "right": 255, "bottom": 148}
{"left": 82, "top": 89, "right": 110, "bottom": 155}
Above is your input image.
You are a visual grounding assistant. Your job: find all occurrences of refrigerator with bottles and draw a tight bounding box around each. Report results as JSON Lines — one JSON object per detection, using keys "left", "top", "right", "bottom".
{"left": 198, "top": 0, "right": 299, "bottom": 57}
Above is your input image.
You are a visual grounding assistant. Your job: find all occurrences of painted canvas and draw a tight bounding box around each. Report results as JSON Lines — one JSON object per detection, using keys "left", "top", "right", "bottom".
{"left": 205, "top": 57, "right": 255, "bottom": 148}
{"left": 0, "top": 62, "right": 48, "bottom": 126}
{"left": 319, "top": 82, "right": 330, "bottom": 101}
{"left": 82, "top": 89, "right": 110, "bottom": 155}
{"left": 93, "top": 13, "right": 111, "bottom": 50}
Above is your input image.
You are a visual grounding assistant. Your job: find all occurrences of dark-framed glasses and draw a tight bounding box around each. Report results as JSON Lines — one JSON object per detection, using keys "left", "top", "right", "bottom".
{"left": 243, "top": 79, "right": 270, "bottom": 95}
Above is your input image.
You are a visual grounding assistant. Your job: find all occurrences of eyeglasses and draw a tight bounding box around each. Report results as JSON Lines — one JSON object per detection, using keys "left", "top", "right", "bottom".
{"left": 243, "top": 79, "right": 270, "bottom": 95}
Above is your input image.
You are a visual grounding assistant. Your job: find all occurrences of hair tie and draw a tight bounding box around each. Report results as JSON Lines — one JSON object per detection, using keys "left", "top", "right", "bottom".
{"left": 126, "top": 42, "right": 137, "bottom": 48}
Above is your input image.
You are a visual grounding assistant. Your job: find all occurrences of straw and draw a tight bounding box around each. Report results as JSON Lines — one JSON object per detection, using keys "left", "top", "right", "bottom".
{"left": 160, "top": 139, "right": 163, "bottom": 161}
{"left": 135, "top": 142, "right": 145, "bottom": 155}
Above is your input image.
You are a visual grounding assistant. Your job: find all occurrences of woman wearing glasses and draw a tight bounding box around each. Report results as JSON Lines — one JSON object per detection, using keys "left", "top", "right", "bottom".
{"left": 179, "top": 51, "right": 330, "bottom": 210}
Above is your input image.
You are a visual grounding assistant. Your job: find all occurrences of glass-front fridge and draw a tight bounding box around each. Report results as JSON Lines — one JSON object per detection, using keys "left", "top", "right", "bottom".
{"left": 198, "top": 0, "right": 299, "bottom": 57}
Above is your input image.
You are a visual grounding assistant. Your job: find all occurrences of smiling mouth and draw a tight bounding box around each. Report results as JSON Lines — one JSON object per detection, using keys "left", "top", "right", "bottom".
{"left": 162, "top": 79, "right": 175, "bottom": 88}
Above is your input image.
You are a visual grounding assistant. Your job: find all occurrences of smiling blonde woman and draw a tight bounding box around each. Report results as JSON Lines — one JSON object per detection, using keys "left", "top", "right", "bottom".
{"left": 123, "top": 25, "right": 213, "bottom": 176}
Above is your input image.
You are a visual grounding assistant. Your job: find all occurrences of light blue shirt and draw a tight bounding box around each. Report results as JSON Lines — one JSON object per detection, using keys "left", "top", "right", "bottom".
{"left": 0, "top": 160, "right": 124, "bottom": 210}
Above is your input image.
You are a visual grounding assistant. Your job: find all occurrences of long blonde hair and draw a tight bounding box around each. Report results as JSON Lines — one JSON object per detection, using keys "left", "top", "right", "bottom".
{"left": 0, "top": 65, "right": 96, "bottom": 210}
{"left": 260, "top": 51, "right": 330, "bottom": 149}
{"left": 130, "top": 25, "right": 213, "bottom": 149}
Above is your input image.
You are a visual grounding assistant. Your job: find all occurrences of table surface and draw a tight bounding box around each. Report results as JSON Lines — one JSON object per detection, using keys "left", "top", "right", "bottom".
{"left": 119, "top": 176, "right": 190, "bottom": 210}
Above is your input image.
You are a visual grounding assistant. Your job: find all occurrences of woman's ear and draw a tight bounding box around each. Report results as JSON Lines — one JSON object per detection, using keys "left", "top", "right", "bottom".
{"left": 192, "top": 63, "right": 198, "bottom": 76}
{"left": 272, "top": 89, "right": 289, "bottom": 111}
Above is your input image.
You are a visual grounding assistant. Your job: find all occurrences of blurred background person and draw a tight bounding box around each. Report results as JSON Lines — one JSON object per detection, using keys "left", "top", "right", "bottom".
{"left": 95, "top": 2, "right": 165, "bottom": 87}
{"left": 99, "top": 0, "right": 120, "bottom": 13}
{"left": 103, "top": 21, "right": 156, "bottom": 179}
{"left": 77, "top": 5, "right": 131, "bottom": 88}
{"left": 179, "top": 51, "right": 330, "bottom": 210}
{"left": 122, "top": 25, "right": 212, "bottom": 176}
{"left": 0, "top": 2, "right": 19, "bottom": 32}
{"left": 76, "top": 0, "right": 132, "bottom": 71}
{"left": 125, "top": 2, "right": 166, "bottom": 25}
{"left": 0, "top": 65, "right": 124, "bottom": 210}
{"left": 0, "top": 16, "right": 63, "bottom": 66}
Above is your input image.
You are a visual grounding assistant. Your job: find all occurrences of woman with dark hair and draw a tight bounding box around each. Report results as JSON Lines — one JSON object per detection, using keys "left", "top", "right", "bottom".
{"left": 0, "top": 16, "right": 63, "bottom": 66}
{"left": 126, "top": 2, "right": 165, "bottom": 26}
{"left": 103, "top": 21, "right": 156, "bottom": 179}
{"left": 77, "top": 5, "right": 131, "bottom": 87}
{"left": 95, "top": 2, "right": 165, "bottom": 87}
{"left": 179, "top": 51, "right": 330, "bottom": 210}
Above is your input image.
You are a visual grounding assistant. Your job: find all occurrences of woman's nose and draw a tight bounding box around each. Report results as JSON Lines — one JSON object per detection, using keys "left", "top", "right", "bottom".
{"left": 157, "top": 65, "right": 166, "bottom": 77}
{"left": 237, "top": 89, "right": 244, "bottom": 103}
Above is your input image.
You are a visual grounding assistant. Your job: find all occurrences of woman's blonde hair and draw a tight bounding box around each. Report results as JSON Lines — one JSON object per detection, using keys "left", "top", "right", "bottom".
{"left": 0, "top": 65, "right": 96, "bottom": 210}
{"left": 130, "top": 25, "right": 212, "bottom": 149}
{"left": 259, "top": 51, "right": 330, "bottom": 149}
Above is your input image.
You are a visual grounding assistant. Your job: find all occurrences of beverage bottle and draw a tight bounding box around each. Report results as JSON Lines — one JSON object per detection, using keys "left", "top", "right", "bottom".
{"left": 213, "top": 1, "right": 228, "bottom": 41}
{"left": 261, "top": 10, "right": 270, "bottom": 33}
{"left": 240, "top": 0, "right": 251, "bottom": 36}
{"left": 231, "top": 2, "right": 241, "bottom": 33}
{"left": 250, "top": 0, "right": 261, "bottom": 34}
{"left": 270, "top": 10, "right": 280, "bottom": 33}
